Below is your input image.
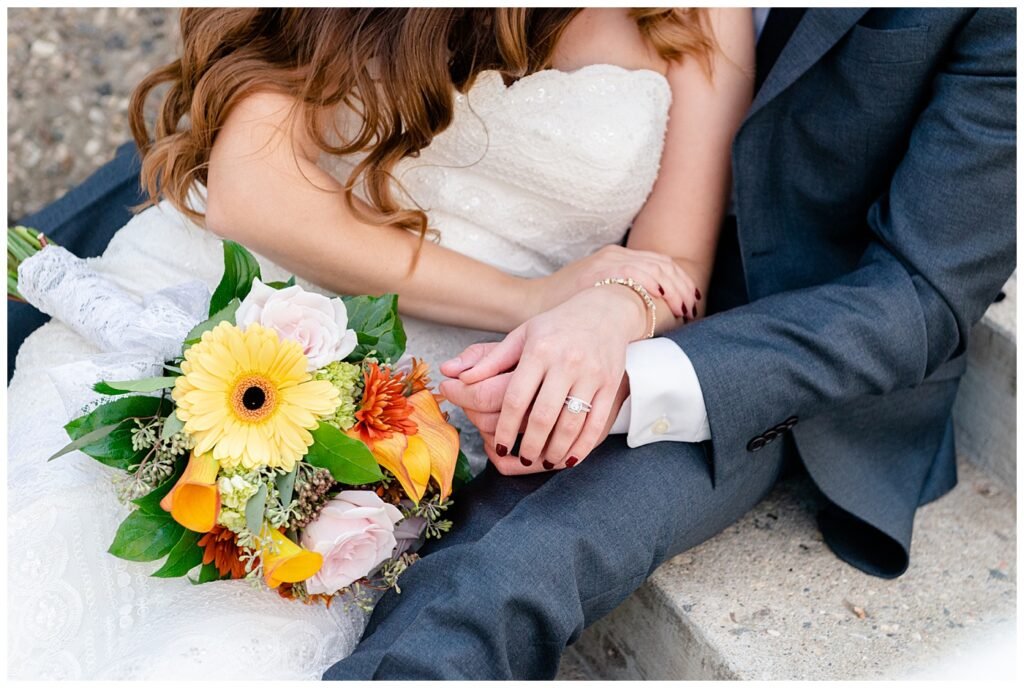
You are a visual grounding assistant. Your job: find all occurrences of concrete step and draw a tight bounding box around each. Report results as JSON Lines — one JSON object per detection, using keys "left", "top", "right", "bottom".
{"left": 567, "top": 458, "right": 1015, "bottom": 680}
{"left": 562, "top": 280, "right": 1017, "bottom": 680}
{"left": 953, "top": 274, "right": 1017, "bottom": 491}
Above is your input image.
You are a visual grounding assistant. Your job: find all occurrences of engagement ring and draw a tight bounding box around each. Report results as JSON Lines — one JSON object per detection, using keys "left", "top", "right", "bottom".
{"left": 564, "top": 396, "right": 593, "bottom": 414}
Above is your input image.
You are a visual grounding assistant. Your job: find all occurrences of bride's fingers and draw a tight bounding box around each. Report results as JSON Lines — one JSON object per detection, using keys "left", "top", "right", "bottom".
{"left": 459, "top": 327, "right": 526, "bottom": 384}
{"left": 493, "top": 362, "right": 545, "bottom": 458}
{"left": 540, "top": 380, "right": 600, "bottom": 466}
{"left": 561, "top": 384, "right": 617, "bottom": 466}
{"left": 614, "top": 265, "right": 684, "bottom": 319}
{"left": 440, "top": 341, "right": 499, "bottom": 378}
{"left": 659, "top": 262, "right": 697, "bottom": 321}
{"left": 517, "top": 373, "right": 574, "bottom": 464}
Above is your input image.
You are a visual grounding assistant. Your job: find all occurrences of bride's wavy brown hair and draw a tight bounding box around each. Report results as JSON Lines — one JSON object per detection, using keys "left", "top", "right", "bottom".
{"left": 129, "top": 8, "right": 715, "bottom": 234}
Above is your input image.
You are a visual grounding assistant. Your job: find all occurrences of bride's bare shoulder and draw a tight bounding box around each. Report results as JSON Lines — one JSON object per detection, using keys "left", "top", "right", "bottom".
{"left": 549, "top": 8, "right": 670, "bottom": 76}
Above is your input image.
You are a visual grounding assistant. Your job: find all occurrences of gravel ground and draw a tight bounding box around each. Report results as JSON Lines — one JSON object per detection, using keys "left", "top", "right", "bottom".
{"left": 7, "top": 7, "right": 180, "bottom": 222}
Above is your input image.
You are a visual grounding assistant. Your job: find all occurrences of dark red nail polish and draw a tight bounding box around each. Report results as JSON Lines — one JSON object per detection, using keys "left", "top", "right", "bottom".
{"left": 658, "top": 285, "right": 665, "bottom": 295}
{"left": 695, "top": 288, "right": 702, "bottom": 301}
{"left": 520, "top": 456, "right": 532, "bottom": 467}
{"left": 496, "top": 444, "right": 508, "bottom": 457}
{"left": 683, "top": 314, "right": 690, "bottom": 324}
{"left": 542, "top": 460, "right": 554, "bottom": 470}
{"left": 691, "top": 302, "right": 698, "bottom": 318}
{"left": 566, "top": 456, "right": 579, "bottom": 468}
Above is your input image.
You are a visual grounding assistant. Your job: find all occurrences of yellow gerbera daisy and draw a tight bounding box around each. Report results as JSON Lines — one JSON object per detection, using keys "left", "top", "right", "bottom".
{"left": 173, "top": 321, "right": 340, "bottom": 471}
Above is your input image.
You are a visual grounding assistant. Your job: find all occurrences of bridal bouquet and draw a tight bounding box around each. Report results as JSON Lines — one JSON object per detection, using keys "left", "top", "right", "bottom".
{"left": 11, "top": 228, "right": 469, "bottom": 605}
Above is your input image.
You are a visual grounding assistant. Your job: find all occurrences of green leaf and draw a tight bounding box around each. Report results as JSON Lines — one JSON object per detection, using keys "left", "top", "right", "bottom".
{"left": 209, "top": 240, "right": 261, "bottom": 315}
{"left": 305, "top": 422, "right": 383, "bottom": 485}
{"left": 93, "top": 376, "right": 177, "bottom": 396}
{"left": 453, "top": 449, "right": 474, "bottom": 491}
{"left": 47, "top": 423, "right": 119, "bottom": 462}
{"left": 64, "top": 396, "right": 168, "bottom": 469}
{"left": 160, "top": 411, "right": 185, "bottom": 441}
{"left": 342, "top": 293, "right": 407, "bottom": 363}
{"left": 191, "top": 561, "right": 226, "bottom": 585}
{"left": 151, "top": 529, "right": 205, "bottom": 578}
{"left": 108, "top": 510, "right": 184, "bottom": 562}
{"left": 265, "top": 276, "right": 296, "bottom": 290}
{"left": 132, "top": 455, "right": 187, "bottom": 515}
{"left": 245, "top": 483, "right": 268, "bottom": 535}
{"left": 184, "top": 298, "right": 240, "bottom": 347}
{"left": 276, "top": 466, "right": 298, "bottom": 507}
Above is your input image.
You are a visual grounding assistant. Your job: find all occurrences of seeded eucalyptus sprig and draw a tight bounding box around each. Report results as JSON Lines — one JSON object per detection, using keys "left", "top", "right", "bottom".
{"left": 8, "top": 226, "right": 56, "bottom": 301}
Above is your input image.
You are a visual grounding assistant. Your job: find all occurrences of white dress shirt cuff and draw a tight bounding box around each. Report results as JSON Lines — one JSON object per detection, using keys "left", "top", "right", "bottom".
{"left": 609, "top": 337, "right": 711, "bottom": 446}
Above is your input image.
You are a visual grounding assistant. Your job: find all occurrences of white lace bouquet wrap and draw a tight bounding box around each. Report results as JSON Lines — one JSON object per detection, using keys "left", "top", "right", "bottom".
{"left": 17, "top": 245, "right": 210, "bottom": 415}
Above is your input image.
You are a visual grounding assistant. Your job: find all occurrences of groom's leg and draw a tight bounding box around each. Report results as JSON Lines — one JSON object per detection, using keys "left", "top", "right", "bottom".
{"left": 325, "top": 436, "right": 787, "bottom": 680}
{"left": 8, "top": 141, "right": 144, "bottom": 379}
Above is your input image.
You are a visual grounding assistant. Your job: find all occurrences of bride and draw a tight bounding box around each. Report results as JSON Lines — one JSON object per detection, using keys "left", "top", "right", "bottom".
{"left": 8, "top": 7, "right": 753, "bottom": 679}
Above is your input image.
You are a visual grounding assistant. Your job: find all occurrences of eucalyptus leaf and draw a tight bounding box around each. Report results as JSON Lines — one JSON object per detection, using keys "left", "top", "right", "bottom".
{"left": 245, "top": 483, "right": 268, "bottom": 535}
{"left": 209, "top": 241, "right": 261, "bottom": 315}
{"left": 184, "top": 298, "right": 239, "bottom": 347}
{"left": 108, "top": 510, "right": 184, "bottom": 562}
{"left": 305, "top": 422, "right": 383, "bottom": 485}
{"left": 276, "top": 466, "right": 298, "bottom": 507}
{"left": 93, "top": 376, "right": 177, "bottom": 396}
{"left": 64, "top": 396, "right": 168, "bottom": 469}
{"left": 47, "top": 423, "right": 119, "bottom": 462}
{"left": 151, "top": 529, "right": 204, "bottom": 578}
{"left": 160, "top": 411, "right": 185, "bottom": 441}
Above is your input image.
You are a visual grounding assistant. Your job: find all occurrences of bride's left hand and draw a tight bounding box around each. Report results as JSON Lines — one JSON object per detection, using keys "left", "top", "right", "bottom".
{"left": 448, "top": 285, "right": 647, "bottom": 472}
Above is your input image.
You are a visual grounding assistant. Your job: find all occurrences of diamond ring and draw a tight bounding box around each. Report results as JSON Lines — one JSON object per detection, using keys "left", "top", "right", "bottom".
{"left": 564, "top": 396, "right": 593, "bottom": 414}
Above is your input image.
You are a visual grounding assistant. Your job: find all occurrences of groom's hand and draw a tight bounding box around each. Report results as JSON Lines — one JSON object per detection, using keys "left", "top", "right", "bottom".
{"left": 441, "top": 343, "right": 629, "bottom": 476}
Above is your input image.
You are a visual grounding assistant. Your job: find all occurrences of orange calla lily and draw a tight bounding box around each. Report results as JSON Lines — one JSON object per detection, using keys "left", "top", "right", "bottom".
{"left": 160, "top": 451, "right": 220, "bottom": 532}
{"left": 407, "top": 390, "right": 459, "bottom": 501}
{"left": 260, "top": 527, "right": 323, "bottom": 589}
{"left": 351, "top": 389, "right": 459, "bottom": 503}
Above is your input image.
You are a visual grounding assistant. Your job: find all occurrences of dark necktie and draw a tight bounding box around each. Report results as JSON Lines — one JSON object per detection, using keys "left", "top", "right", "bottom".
{"left": 755, "top": 8, "right": 807, "bottom": 93}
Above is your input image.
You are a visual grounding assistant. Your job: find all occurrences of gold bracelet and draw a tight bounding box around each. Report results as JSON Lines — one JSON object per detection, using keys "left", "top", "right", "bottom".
{"left": 593, "top": 277, "right": 656, "bottom": 339}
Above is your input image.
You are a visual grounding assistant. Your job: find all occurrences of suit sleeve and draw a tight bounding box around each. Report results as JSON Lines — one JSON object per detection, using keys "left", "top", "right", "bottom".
{"left": 667, "top": 8, "right": 1016, "bottom": 482}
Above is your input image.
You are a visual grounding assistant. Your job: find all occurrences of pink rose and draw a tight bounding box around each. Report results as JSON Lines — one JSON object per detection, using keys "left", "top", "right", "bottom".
{"left": 300, "top": 491, "right": 403, "bottom": 595}
{"left": 236, "top": 279, "right": 357, "bottom": 370}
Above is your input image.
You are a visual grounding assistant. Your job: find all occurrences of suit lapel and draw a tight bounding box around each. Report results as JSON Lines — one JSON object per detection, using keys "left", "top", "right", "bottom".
{"left": 745, "top": 8, "right": 869, "bottom": 121}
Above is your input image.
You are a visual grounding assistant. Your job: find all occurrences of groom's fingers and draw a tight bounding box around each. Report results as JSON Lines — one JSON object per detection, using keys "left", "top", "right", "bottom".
{"left": 440, "top": 341, "right": 498, "bottom": 378}
{"left": 439, "top": 372, "right": 513, "bottom": 413}
{"left": 464, "top": 409, "right": 500, "bottom": 434}
{"left": 459, "top": 327, "right": 526, "bottom": 384}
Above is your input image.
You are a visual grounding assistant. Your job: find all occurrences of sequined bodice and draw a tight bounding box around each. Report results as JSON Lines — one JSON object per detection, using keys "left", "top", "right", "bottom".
{"left": 319, "top": 64, "right": 672, "bottom": 277}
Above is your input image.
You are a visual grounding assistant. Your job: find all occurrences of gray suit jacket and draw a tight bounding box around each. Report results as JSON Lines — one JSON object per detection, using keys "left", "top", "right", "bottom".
{"left": 669, "top": 8, "right": 1016, "bottom": 577}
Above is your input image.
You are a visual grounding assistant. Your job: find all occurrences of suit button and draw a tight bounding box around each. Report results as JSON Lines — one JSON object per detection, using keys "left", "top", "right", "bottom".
{"left": 763, "top": 428, "right": 779, "bottom": 443}
{"left": 784, "top": 416, "right": 799, "bottom": 428}
{"left": 651, "top": 418, "right": 670, "bottom": 435}
{"left": 747, "top": 436, "right": 767, "bottom": 452}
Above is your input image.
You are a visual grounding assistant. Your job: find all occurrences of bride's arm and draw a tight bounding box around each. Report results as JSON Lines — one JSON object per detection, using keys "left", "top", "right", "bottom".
{"left": 627, "top": 8, "right": 755, "bottom": 324}
{"left": 205, "top": 92, "right": 543, "bottom": 333}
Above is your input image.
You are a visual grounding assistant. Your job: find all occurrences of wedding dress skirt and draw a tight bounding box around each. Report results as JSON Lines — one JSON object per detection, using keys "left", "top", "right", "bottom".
{"left": 7, "top": 64, "right": 670, "bottom": 679}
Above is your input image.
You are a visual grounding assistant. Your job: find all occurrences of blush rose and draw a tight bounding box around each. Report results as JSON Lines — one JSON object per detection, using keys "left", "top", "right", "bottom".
{"left": 300, "top": 491, "right": 403, "bottom": 594}
{"left": 236, "top": 279, "right": 357, "bottom": 370}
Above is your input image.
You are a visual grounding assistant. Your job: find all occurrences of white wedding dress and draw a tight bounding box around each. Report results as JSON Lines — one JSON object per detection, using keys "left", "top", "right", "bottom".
{"left": 7, "top": 64, "right": 670, "bottom": 679}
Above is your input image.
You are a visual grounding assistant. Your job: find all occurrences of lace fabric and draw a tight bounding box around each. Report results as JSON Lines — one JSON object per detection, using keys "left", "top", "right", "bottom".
{"left": 8, "top": 64, "right": 669, "bottom": 679}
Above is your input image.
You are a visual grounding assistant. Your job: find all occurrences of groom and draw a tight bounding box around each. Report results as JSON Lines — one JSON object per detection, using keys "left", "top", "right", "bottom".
{"left": 324, "top": 7, "right": 1016, "bottom": 679}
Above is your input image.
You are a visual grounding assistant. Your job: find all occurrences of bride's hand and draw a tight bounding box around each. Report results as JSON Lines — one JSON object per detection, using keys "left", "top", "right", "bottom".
{"left": 454, "top": 285, "right": 647, "bottom": 471}
{"left": 531, "top": 245, "right": 699, "bottom": 321}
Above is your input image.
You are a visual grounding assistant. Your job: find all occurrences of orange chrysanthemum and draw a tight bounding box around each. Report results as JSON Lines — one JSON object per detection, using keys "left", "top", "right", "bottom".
{"left": 276, "top": 582, "right": 336, "bottom": 607}
{"left": 197, "top": 525, "right": 247, "bottom": 579}
{"left": 407, "top": 358, "right": 432, "bottom": 394}
{"left": 353, "top": 363, "right": 417, "bottom": 443}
